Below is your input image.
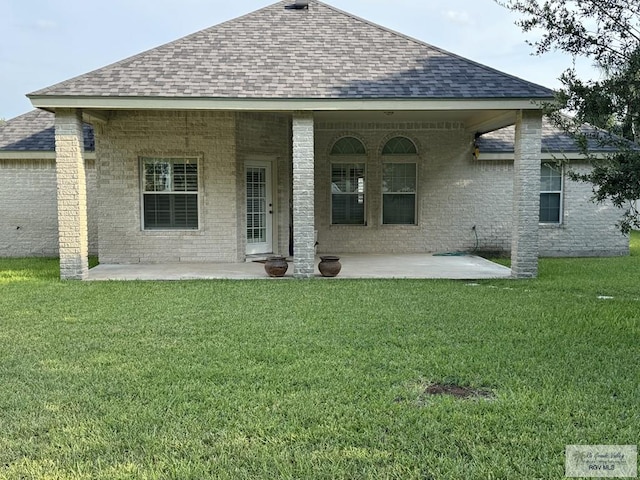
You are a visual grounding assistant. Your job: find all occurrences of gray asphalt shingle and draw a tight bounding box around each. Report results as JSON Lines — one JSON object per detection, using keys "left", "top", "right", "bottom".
{"left": 0, "top": 110, "right": 94, "bottom": 152}
{"left": 477, "top": 120, "right": 624, "bottom": 154}
{"left": 29, "top": 1, "right": 553, "bottom": 100}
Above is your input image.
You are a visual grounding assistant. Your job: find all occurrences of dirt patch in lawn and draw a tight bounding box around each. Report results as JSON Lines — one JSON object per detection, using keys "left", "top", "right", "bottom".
{"left": 395, "top": 381, "right": 495, "bottom": 407}
{"left": 422, "top": 383, "right": 494, "bottom": 400}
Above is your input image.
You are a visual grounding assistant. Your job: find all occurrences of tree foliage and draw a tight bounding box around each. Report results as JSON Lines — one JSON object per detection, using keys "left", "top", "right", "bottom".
{"left": 499, "top": 0, "right": 640, "bottom": 233}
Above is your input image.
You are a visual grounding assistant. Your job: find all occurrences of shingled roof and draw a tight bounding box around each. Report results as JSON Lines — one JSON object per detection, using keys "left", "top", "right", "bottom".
{"left": 0, "top": 110, "right": 94, "bottom": 152}
{"left": 29, "top": 0, "right": 553, "bottom": 101}
{"left": 477, "top": 120, "right": 624, "bottom": 155}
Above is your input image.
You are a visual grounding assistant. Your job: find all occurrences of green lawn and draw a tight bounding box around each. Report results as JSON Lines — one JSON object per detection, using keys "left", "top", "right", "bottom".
{"left": 0, "top": 234, "right": 639, "bottom": 479}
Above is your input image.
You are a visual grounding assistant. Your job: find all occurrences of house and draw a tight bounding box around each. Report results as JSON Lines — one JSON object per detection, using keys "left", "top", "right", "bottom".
{"left": 2, "top": 0, "right": 629, "bottom": 279}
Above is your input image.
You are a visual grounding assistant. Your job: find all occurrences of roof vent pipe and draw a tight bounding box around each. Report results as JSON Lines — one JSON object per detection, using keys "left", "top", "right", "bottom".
{"left": 285, "top": 0, "right": 309, "bottom": 10}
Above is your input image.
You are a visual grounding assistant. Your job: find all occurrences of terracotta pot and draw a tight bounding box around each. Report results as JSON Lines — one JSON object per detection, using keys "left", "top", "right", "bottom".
{"left": 318, "top": 255, "right": 341, "bottom": 277}
{"left": 264, "top": 256, "right": 288, "bottom": 277}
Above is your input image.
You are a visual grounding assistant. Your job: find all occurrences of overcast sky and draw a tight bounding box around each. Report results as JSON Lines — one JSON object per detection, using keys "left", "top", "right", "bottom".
{"left": 0, "top": 0, "right": 597, "bottom": 120}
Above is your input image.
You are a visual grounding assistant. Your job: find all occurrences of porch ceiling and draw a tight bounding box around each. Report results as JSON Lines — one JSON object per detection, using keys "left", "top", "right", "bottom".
{"left": 314, "top": 109, "right": 517, "bottom": 133}
{"left": 73, "top": 107, "right": 517, "bottom": 135}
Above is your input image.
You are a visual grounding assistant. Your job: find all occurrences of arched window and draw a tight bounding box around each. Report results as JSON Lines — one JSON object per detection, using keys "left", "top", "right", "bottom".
{"left": 382, "top": 136, "right": 417, "bottom": 155}
{"left": 331, "top": 136, "right": 366, "bottom": 155}
{"left": 381, "top": 137, "right": 417, "bottom": 225}
{"left": 330, "top": 137, "right": 366, "bottom": 225}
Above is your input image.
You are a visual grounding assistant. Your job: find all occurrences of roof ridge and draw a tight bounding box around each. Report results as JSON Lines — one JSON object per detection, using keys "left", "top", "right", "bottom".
{"left": 29, "top": 1, "right": 281, "bottom": 97}
{"left": 315, "top": 0, "right": 553, "bottom": 94}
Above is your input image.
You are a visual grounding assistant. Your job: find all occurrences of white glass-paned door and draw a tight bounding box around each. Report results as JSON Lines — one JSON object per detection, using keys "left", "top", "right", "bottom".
{"left": 246, "top": 162, "right": 273, "bottom": 255}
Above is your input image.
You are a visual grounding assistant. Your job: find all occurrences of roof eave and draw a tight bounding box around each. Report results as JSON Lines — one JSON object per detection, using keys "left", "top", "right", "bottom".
{"left": 28, "top": 95, "right": 554, "bottom": 112}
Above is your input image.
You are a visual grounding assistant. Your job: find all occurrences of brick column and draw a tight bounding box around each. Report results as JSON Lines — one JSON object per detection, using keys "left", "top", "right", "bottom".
{"left": 292, "top": 112, "right": 315, "bottom": 278}
{"left": 511, "top": 110, "right": 542, "bottom": 278}
{"left": 55, "top": 109, "right": 89, "bottom": 280}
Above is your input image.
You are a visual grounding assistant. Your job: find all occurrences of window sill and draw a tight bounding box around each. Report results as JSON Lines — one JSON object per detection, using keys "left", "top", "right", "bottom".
{"left": 539, "top": 222, "right": 563, "bottom": 228}
{"left": 381, "top": 223, "right": 419, "bottom": 228}
{"left": 330, "top": 224, "right": 368, "bottom": 227}
{"left": 142, "top": 229, "right": 202, "bottom": 234}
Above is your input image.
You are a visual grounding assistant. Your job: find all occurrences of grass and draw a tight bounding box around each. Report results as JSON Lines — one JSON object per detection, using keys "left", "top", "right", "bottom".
{"left": 0, "top": 233, "right": 639, "bottom": 479}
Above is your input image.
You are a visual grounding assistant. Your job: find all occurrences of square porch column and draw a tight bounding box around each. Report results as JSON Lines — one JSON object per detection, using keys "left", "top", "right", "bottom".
{"left": 292, "top": 112, "right": 315, "bottom": 278}
{"left": 55, "top": 109, "right": 89, "bottom": 280}
{"left": 511, "top": 110, "right": 543, "bottom": 278}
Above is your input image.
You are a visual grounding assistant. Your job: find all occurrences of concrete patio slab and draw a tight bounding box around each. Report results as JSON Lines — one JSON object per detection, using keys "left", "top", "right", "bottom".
{"left": 87, "top": 254, "right": 511, "bottom": 281}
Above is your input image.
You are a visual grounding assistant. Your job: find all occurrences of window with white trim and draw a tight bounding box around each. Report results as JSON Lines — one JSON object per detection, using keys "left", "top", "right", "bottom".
{"left": 331, "top": 163, "right": 366, "bottom": 225}
{"left": 141, "top": 157, "right": 199, "bottom": 229}
{"left": 382, "top": 136, "right": 417, "bottom": 225}
{"left": 382, "top": 162, "right": 417, "bottom": 225}
{"left": 330, "top": 137, "right": 366, "bottom": 225}
{"left": 540, "top": 162, "right": 562, "bottom": 224}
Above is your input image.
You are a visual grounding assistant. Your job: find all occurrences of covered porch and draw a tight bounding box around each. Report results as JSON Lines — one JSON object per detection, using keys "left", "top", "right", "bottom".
{"left": 87, "top": 253, "right": 511, "bottom": 281}
{"left": 48, "top": 107, "right": 542, "bottom": 281}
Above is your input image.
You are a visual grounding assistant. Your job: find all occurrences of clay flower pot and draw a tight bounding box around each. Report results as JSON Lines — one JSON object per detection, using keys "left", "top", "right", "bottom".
{"left": 264, "top": 256, "right": 288, "bottom": 277}
{"left": 318, "top": 255, "right": 341, "bottom": 277}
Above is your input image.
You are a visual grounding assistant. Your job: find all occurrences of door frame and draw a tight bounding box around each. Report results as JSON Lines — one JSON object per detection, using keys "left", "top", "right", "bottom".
{"left": 245, "top": 158, "right": 276, "bottom": 255}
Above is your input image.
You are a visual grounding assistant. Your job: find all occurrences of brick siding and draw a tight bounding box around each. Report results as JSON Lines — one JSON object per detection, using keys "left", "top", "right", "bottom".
{"left": 292, "top": 113, "right": 316, "bottom": 278}
{"left": 0, "top": 113, "right": 628, "bottom": 265}
{"left": 96, "top": 110, "right": 289, "bottom": 264}
{"left": 0, "top": 158, "right": 97, "bottom": 257}
{"left": 55, "top": 110, "right": 89, "bottom": 279}
{"left": 314, "top": 119, "right": 628, "bottom": 259}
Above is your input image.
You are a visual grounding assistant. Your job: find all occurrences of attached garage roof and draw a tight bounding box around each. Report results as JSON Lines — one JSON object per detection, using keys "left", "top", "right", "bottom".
{"left": 29, "top": 0, "right": 553, "bottom": 102}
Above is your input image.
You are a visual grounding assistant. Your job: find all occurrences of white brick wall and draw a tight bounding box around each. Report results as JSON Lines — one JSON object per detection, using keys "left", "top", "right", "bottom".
{"left": 511, "top": 111, "right": 542, "bottom": 278}
{"left": 0, "top": 158, "right": 97, "bottom": 257}
{"left": 55, "top": 110, "right": 89, "bottom": 279}
{"left": 97, "top": 111, "right": 238, "bottom": 263}
{"left": 314, "top": 119, "right": 629, "bottom": 258}
{"left": 292, "top": 113, "right": 316, "bottom": 278}
{"left": 539, "top": 163, "right": 629, "bottom": 257}
{"left": 96, "top": 110, "right": 290, "bottom": 264}
{"left": 0, "top": 113, "right": 628, "bottom": 264}
{"left": 315, "top": 121, "right": 504, "bottom": 254}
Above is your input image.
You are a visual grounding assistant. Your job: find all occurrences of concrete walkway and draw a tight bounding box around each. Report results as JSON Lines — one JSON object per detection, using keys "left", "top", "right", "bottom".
{"left": 88, "top": 254, "right": 511, "bottom": 281}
